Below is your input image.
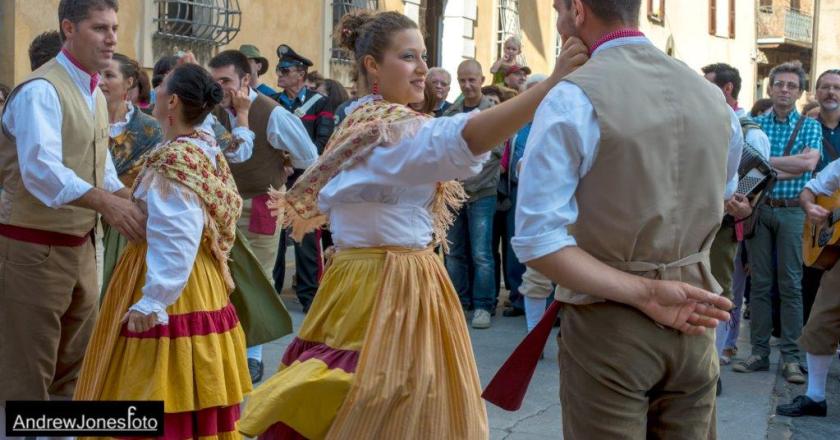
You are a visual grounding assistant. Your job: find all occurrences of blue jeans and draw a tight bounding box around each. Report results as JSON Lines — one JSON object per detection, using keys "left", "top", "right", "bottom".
{"left": 446, "top": 195, "right": 497, "bottom": 312}
{"left": 493, "top": 187, "right": 525, "bottom": 309}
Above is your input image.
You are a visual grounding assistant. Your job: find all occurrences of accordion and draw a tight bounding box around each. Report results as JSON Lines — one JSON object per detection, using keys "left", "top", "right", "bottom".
{"left": 736, "top": 142, "right": 776, "bottom": 198}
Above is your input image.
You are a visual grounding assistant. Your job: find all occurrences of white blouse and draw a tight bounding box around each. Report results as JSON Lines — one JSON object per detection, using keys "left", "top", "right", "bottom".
{"left": 127, "top": 136, "right": 218, "bottom": 324}
{"left": 319, "top": 111, "right": 489, "bottom": 250}
{"left": 109, "top": 102, "right": 135, "bottom": 138}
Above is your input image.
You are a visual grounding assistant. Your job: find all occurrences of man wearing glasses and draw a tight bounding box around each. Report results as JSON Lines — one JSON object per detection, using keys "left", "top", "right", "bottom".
{"left": 272, "top": 44, "right": 335, "bottom": 315}
{"left": 733, "top": 61, "right": 823, "bottom": 384}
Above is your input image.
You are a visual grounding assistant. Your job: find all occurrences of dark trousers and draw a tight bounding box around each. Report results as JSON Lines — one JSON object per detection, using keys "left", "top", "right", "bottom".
{"left": 273, "top": 229, "right": 321, "bottom": 311}
{"left": 492, "top": 188, "right": 525, "bottom": 310}
{"left": 801, "top": 265, "right": 824, "bottom": 324}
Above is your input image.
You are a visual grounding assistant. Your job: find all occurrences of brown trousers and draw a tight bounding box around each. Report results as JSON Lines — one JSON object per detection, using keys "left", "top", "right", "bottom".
{"left": 558, "top": 301, "right": 718, "bottom": 439}
{"left": 799, "top": 260, "right": 840, "bottom": 355}
{"left": 709, "top": 224, "right": 737, "bottom": 301}
{"left": 0, "top": 235, "right": 98, "bottom": 402}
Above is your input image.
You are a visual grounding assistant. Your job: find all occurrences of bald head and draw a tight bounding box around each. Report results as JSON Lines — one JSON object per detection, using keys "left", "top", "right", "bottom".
{"left": 458, "top": 59, "right": 483, "bottom": 76}
{"left": 457, "top": 59, "right": 485, "bottom": 106}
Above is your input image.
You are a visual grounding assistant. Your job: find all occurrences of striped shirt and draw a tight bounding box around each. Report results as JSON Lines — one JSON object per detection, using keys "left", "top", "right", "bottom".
{"left": 755, "top": 109, "right": 823, "bottom": 199}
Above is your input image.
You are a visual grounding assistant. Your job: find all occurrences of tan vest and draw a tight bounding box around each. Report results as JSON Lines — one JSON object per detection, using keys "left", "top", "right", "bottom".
{"left": 0, "top": 59, "right": 108, "bottom": 236}
{"left": 214, "top": 94, "right": 288, "bottom": 199}
{"left": 558, "top": 43, "right": 732, "bottom": 304}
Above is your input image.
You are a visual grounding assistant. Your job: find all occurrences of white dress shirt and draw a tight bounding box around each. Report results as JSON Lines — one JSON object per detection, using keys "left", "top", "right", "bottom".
{"left": 319, "top": 108, "right": 488, "bottom": 250}
{"left": 198, "top": 113, "right": 255, "bottom": 164}
{"left": 128, "top": 136, "right": 219, "bottom": 324}
{"left": 805, "top": 158, "right": 840, "bottom": 195}
{"left": 513, "top": 37, "right": 742, "bottom": 264}
{"left": 224, "top": 88, "right": 318, "bottom": 169}
{"left": 1, "top": 51, "right": 123, "bottom": 208}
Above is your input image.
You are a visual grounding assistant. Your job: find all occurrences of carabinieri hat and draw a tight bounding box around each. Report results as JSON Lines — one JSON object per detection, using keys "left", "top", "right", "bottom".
{"left": 276, "top": 44, "right": 314, "bottom": 69}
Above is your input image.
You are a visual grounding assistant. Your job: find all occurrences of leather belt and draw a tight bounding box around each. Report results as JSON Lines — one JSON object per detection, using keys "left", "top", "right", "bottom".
{"left": 765, "top": 198, "right": 800, "bottom": 208}
{"left": 0, "top": 224, "right": 90, "bottom": 246}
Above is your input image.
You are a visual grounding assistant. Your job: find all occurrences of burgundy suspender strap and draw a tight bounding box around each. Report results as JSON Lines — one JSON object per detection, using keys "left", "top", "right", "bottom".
{"left": 482, "top": 300, "right": 562, "bottom": 411}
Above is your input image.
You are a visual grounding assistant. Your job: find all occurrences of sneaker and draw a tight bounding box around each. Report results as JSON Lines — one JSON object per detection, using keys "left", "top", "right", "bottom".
{"left": 471, "top": 309, "right": 491, "bottom": 329}
{"left": 732, "top": 355, "right": 769, "bottom": 373}
{"left": 720, "top": 347, "right": 737, "bottom": 365}
{"left": 783, "top": 362, "right": 806, "bottom": 384}
{"left": 248, "top": 358, "right": 264, "bottom": 383}
{"left": 776, "top": 395, "right": 827, "bottom": 417}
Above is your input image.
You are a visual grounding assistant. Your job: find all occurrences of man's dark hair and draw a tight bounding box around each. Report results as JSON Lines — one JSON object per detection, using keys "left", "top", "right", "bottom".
{"left": 29, "top": 30, "right": 62, "bottom": 70}
{"left": 58, "top": 0, "right": 119, "bottom": 41}
{"left": 208, "top": 50, "right": 252, "bottom": 80}
{"left": 152, "top": 55, "right": 179, "bottom": 88}
{"left": 769, "top": 61, "right": 807, "bottom": 91}
{"left": 563, "top": 0, "right": 641, "bottom": 26}
{"left": 816, "top": 69, "right": 840, "bottom": 89}
{"left": 702, "top": 63, "right": 742, "bottom": 100}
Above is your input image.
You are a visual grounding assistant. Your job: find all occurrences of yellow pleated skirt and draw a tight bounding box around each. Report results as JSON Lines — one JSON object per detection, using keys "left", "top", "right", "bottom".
{"left": 239, "top": 247, "right": 488, "bottom": 440}
{"left": 75, "top": 239, "right": 252, "bottom": 440}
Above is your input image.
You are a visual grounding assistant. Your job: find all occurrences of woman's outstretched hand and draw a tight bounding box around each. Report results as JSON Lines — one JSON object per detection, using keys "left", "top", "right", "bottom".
{"left": 549, "top": 37, "right": 589, "bottom": 84}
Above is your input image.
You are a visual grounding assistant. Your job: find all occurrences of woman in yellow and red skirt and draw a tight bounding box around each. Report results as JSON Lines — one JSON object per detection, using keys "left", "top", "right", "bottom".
{"left": 74, "top": 64, "right": 251, "bottom": 439}
{"left": 238, "top": 10, "right": 588, "bottom": 440}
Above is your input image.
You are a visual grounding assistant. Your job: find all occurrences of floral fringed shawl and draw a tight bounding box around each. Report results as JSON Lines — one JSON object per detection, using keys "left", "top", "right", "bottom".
{"left": 269, "top": 96, "right": 467, "bottom": 253}
{"left": 133, "top": 133, "right": 243, "bottom": 291}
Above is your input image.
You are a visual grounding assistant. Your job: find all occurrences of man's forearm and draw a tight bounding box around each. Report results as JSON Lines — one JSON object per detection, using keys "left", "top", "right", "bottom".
{"left": 69, "top": 187, "right": 109, "bottom": 212}
{"left": 527, "top": 246, "right": 652, "bottom": 309}
{"left": 771, "top": 151, "right": 819, "bottom": 175}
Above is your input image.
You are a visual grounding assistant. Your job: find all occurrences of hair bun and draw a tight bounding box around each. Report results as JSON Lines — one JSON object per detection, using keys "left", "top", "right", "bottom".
{"left": 204, "top": 82, "right": 224, "bottom": 107}
{"left": 336, "top": 10, "right": 374, "bottom": 53}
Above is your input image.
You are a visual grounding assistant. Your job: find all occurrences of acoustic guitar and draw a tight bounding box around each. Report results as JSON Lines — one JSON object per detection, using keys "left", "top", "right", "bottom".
{"left": 803, "top": 190, "right": 840, "bottom": 270}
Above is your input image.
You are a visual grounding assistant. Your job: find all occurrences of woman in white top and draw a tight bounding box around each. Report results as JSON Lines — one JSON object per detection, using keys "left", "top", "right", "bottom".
{"left": 99, "top": 53, "right": 163, "bottom": 293}
{"left": 75, "top": 64, "right": 251, "bottom": 439}
{"left": 239, "top": 10, "right": 588, "bottom": 440}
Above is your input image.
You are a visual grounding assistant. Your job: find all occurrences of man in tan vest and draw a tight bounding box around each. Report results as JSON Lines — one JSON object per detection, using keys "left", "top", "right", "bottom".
{"left": 0, "top": 0, "right": 146, "bottom": 424}
{"left": 209, "top": 50, "right": 317, "bottom": 383}
{"left": 511, "top": 0, "right": 737, "bottom": 437}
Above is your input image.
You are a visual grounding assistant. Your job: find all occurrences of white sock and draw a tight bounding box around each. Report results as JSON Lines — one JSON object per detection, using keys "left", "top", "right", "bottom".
{"left": 805, "top": 352, "right": 832, "bottom": 402}
{"left": 715, "top": 323, "right": 728, "bottom": 356}
{"left": 524, "top": 296, "right": 546, "bottom": 332}
{"left": 247, "top": 345, "right": 263, "bottom": 362}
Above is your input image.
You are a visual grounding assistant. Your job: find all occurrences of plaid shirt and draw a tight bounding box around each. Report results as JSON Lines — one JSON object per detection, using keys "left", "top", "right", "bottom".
{"left": 755, "top": 109, "right": 823, "bottom": 199}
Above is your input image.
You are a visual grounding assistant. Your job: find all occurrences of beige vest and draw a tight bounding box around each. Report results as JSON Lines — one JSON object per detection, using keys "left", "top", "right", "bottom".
{"left": 0, "top": 59, "right": 108, "bottom": 236}
{"left": 214, "top": 94, "right": 289, "bottom": 199}
{"left": 557, "top": 43, "right": 732, "bottom": 304}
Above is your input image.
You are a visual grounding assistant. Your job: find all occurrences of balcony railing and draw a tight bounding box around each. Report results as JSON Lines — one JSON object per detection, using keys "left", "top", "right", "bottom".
{"left": 758, "top": 7, "right": 812, "bottom": 46}
{"left": 784, "top": 9, "right": 812, "bottom": 44}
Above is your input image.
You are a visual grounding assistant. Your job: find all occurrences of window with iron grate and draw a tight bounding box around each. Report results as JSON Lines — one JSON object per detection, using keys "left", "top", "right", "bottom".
{"left": 154, "top": 0, "right": 241, "bottom": 46}
{"left": 331, "top": 0, "right": 379, "bottom": 63}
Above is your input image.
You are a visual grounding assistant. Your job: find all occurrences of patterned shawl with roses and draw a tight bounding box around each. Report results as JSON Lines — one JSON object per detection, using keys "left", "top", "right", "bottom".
{"left": 269, "top": 96, "right": 467, "bottom": 253}
{"left": 134, "top": 135, "right": 243, "bottom": 291}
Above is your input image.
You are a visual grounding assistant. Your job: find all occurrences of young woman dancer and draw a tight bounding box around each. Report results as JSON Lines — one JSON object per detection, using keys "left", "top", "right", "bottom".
{"left": 239, "top": 10, "right": 588, "bottom": 440}
{"left": 75, "top": 64, "right": 251, "bottom": 439}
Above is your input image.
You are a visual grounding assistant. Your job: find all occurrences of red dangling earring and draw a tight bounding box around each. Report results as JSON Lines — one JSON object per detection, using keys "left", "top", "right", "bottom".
{"left": 167, "top": 115, "right": 174, "bottom": 127}
{"left": 371, "top": 81, "right": 379, "bottom": 95}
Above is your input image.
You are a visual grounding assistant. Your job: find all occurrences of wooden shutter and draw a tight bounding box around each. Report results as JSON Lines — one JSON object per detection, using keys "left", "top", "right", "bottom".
{"left": 709, "top": 0, "right": 716, "bottom": 35}
{"left": 728, "top": 0, "right": 735, "bottom": 38}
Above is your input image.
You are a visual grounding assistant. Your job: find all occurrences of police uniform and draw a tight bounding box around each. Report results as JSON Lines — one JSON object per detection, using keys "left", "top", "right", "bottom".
{"left": 271, "top": 44, "right": 336, "bottom": 312}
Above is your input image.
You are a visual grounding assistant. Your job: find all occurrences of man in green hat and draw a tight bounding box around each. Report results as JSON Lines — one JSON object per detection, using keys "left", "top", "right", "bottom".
{"left": 240, "top": 44, "right": 277, "bottom": 97}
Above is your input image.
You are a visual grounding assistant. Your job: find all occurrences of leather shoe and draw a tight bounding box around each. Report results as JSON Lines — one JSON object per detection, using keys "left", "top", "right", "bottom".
{"left": 776, "top": 395, "right": 827, "bottom": 417}
{"left": 502, "top": 307, "right": 525, "bottom": 317}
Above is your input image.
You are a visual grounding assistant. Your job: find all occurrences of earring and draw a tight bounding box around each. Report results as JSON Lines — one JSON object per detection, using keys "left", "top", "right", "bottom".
{"left": 167, "top": 115, "right": 174, "bottom": 127}
{"left": 372, "top": 81, "right": 380, "bottom": 95}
